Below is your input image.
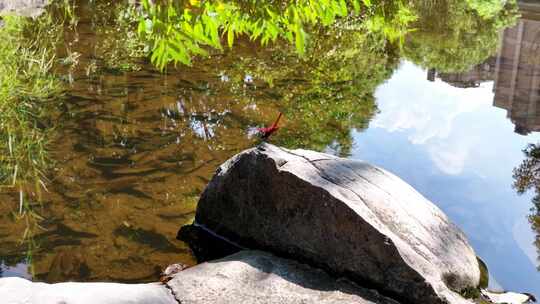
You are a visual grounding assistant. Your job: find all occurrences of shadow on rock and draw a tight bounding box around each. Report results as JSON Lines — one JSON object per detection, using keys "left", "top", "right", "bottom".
{"left": 177, "top": 224, "right": 241, "bottom": 263}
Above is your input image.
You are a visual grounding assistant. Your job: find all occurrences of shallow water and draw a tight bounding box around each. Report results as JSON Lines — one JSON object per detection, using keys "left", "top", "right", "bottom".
{"left": 0, "top": 0, "right": 539, "bottom": 296}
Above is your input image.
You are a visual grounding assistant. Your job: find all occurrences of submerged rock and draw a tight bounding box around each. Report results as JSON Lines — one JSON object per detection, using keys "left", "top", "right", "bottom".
{"left": 195, "top": 143, "right": 480, "bottom": 304}
{"left": 166, "top": 250, "right": 400, "bottom": 304}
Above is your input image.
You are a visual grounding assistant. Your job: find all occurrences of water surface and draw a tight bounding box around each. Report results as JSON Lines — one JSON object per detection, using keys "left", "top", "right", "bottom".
{"left": 0, "top": 0, "right": 539, "bottom": 296}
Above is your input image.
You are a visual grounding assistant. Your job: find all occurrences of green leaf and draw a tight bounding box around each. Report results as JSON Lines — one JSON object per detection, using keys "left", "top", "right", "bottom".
{"left": 352, "top": 0, "right": 361, "bottom": 13}
{"left": 338, "top": 0, "right": 348, "bottom": 16}
{"left": 295, "top": 25, "right": 306, "bottom": 55}
{"left": 227, "top": 28, "right": 234, "bottom": 48}
{"left": 169, "top": 41, "right": 192, "bottom": 65}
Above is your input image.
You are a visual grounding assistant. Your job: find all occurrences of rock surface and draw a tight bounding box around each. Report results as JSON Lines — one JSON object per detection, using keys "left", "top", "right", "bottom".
{"left": 480, "top": 290, "right": 536, "bottom": 304}
{"left": 0, "top": 0, "right": 47, "bottom": 17}
{"left": 166, "top": 250, "right": 400, "bottom": 304}
{"left": 0, "top": 251, "right": 401, "bottom": 304}
{"left": 195, "top": 143, "right": 480, "bottom": 304}
{"left": 0, "top": 277, "right": 176, "bottom": 304}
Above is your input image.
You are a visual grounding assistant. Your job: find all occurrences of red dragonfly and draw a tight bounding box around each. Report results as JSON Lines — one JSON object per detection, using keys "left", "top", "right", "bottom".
{"left": 258, "top": 112, "right": 283, "bottom": 140}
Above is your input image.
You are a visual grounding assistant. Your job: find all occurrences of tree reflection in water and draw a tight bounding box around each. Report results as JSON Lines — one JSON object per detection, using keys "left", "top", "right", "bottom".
{"left": 403, "top": 0, "right": 518, "bottom": 73}
{"left": 513, "top": 144, "right": 540, "bottom": 270}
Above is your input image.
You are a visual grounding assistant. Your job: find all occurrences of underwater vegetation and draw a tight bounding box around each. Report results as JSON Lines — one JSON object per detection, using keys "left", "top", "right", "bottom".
{"left": 0, "top": 14, "right": 63, "bottom": 220}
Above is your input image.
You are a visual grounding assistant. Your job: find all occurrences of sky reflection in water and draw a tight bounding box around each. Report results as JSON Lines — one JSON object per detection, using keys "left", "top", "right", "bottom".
{"left": 351, "top": 61, "right": 540, "bottom": 294}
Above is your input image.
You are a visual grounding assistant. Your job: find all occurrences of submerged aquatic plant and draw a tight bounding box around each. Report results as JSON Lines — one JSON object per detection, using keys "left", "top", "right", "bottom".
{"left": 0, "top": 0, "right": 78, "bottom": 196}
{"left": 0, "top": 5, "right": 69, "bottom": 267}
{"left": 0, "top": 15, "right": 63, "bottom": 195}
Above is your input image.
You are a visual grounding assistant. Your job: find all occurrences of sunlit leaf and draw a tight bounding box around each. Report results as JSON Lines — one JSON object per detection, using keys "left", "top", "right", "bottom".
{"left": 227, "top": 28, "right": 235, "bottom": 48}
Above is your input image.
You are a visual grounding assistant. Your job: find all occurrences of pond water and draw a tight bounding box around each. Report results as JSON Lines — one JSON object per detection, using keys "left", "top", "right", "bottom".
{"left": 1, "top": 0, "right": 539, "bottom": 297}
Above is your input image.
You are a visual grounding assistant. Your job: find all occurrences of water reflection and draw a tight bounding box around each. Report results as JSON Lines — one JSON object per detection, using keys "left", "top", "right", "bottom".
{"left": 360, "top": 2, "right": 540, "bottom": 293}
{"left": 426, "top": 6, "right": 540, "bottom": 288}
{"left": 1, "top": 0, "right": 400, "bottom": 282}
{"left": 494, "top": 16, "right": 540, "bottom": 135}
{"left": 1, "top": 0, "right": 536, "bottom": 295}
{"left": 430, "top": 5, "right": 540, "bottom": 135}
{"left": 355, "top": 61, "right": 540, "bottom": 295}
{"left": 513, "top": 144, "right": 540, "bottom": 269}
{"left": 403, "top": 0, "right": 517, "bottom": 73}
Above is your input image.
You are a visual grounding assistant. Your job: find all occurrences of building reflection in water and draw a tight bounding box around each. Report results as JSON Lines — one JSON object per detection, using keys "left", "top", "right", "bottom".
{"left": 428, "top": 1, "right": 540, "bottom": 135}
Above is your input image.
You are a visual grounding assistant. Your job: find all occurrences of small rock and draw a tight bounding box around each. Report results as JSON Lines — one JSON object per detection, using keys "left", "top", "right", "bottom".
{"left": 160, "top": 263, "right": 189, "bottom": 283}
{"left": 481, "top": 290, "right": 536, "bottom": 304}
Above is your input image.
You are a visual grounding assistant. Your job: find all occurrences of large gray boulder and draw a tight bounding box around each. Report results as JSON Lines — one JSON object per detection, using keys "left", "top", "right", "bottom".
{"left": 166, "top": 250, "right": 400, "bottom": 304}
{"left": 195, "top": 143, "right": 480, "bottom": 304}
